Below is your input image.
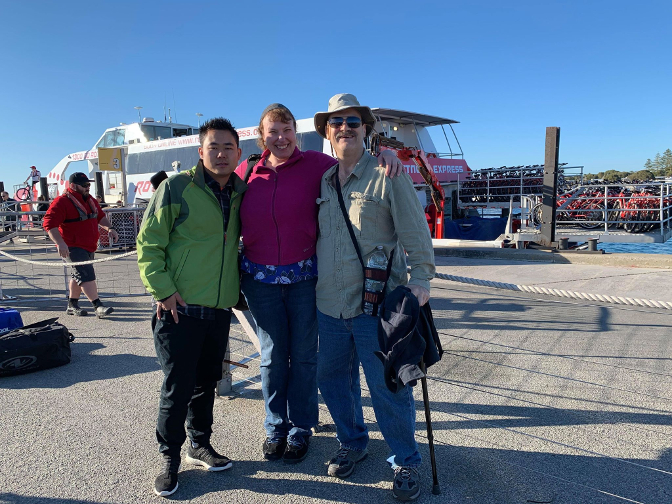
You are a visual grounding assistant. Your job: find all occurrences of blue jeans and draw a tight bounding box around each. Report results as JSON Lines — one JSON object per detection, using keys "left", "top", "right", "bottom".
{"left": 317, "top": 310, "right": 421, "bottom": 468}
{"left": 241, "top": 273, "right": 318, "bottom": 438}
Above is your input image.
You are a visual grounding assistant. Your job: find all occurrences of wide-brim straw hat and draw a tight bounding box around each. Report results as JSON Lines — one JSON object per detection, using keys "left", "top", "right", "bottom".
{"left": 314, "top": 93, "right": 376, "bottom": 139}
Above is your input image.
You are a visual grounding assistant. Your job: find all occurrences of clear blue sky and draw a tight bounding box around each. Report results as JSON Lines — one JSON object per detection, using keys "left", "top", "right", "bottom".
{"left": 0, "top": 0, "right": 670, "bottom": 192}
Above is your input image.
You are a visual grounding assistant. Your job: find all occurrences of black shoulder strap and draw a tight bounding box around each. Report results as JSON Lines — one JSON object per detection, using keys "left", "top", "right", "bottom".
{"left": 334, "top": 173, "right": 394, "bottom": 277}
{"left": 335, "top": 173, "right": 365, "bottom": 270}
{"left": 244, "top": 154, "right": 262, "bottom": 183}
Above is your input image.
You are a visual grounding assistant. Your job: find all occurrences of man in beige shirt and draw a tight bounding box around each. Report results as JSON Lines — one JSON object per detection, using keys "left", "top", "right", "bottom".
{"left": 314, "top": 94, "right": 435, "bottom": 502}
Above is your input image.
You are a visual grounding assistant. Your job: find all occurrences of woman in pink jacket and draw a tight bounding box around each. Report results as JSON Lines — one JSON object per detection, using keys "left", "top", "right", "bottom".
{"left": 235, "top": 104, "right": 400, "bottom": 464}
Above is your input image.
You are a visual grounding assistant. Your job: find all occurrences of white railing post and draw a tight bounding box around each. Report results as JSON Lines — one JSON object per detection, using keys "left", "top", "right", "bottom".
{"left": 661, "top": 184, "right": 665, "bottom": 238}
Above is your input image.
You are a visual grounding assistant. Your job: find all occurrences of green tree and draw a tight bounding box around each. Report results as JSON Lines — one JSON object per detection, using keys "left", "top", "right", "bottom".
{"left": 662, "top": 149, "right": 672, "bottom": 176}
{"left": 625, "top": 170, "right": 655, "bottom": 182}
{"left": 644, "top": 158, "right": 654, "bottom": 171}
{"left": 602, "top": 170, "right": 630, "bottom": 183}
{"left": 653, "top": 153, "right": 663, "bottom": 171}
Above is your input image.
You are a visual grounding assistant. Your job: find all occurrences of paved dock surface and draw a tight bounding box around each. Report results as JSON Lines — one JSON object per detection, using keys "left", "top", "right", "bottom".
{"left": 1, "top": 255, "right": 671, "bottom": 504}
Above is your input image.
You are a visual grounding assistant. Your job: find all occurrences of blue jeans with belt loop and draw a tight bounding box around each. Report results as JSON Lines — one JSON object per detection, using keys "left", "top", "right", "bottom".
{"left": 241, "top": 273, "right": 319, "bottom": 438}
{"left": 316, "top": 309, "right": 421, "bottom": 468}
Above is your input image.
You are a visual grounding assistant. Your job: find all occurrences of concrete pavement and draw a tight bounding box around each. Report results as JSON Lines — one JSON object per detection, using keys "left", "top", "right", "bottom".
{"left": 1, "top": 253, "right": 671, "bottom": 503}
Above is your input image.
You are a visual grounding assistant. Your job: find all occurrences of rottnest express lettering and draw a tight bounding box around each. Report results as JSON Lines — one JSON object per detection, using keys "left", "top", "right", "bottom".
{"left": 404, "top": 164, "right": 464, "bottom": 174}
{"left": 135, "top": 180, "right": 153, "bottom": 195}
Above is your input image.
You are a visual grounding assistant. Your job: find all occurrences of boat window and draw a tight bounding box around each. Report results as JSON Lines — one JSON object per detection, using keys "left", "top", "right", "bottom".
{"left": 141, "top": 125, "right": 172, "bottom": 141}
{"left": 96, "top": 129, "right": 126, "bottom": 148}
{"left": 172, "top": 128, "right": 190, "bottom": 137}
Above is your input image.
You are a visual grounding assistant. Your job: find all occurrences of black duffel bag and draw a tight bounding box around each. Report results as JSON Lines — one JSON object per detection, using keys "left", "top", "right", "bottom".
{"left": 0, "top": 318, "right": 74, "bottom": 377}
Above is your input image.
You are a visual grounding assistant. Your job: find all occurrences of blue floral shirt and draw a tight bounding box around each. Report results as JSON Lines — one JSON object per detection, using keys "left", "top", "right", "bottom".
{"left": 241, "top": 254, "right": 318, "bottom": 284}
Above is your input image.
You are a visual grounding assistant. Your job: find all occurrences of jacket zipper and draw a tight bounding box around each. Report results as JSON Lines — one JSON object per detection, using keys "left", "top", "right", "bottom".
{"left": 215, "top": 191, "right": 240, "bottom": 307}
{"left": 271, "top": 173, "right": 281, "bottom": 264}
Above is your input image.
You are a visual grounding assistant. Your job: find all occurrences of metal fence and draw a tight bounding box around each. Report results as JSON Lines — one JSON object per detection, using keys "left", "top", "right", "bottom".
{"left": 0, "top": 205, "right": 146, "bottom": 250}
{"left": 521, "top": 182, "right": 672, "bottom": 236}
{"left": 0, "top": 206, "right": 147, "bottom": 301}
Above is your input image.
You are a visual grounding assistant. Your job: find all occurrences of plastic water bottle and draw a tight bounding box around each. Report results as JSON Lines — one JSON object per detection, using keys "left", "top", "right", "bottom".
{"left": 363, "top": 246, "right": 388, "bottom": 315}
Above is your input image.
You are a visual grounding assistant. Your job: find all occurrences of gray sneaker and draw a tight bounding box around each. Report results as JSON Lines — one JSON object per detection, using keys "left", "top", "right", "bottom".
{"left": 95, "top": 305, "right": 113, "bottom": 318}
{"left": 392, "top": 466, "right": 421, "bottom": 501}
{"left": 327, "top": 447, "right": 368, "bottom": 479}
{"left": 66, "top": 305, "right": 88, "bottom": 316}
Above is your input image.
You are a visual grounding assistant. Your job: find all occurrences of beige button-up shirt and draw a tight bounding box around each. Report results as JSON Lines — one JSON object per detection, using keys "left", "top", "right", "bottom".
{"left": 316, "top": 151, "right": 435, "bottom": 319}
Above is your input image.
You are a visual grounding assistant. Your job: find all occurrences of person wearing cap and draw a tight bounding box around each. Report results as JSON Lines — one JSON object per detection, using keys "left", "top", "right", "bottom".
{"left": 24, "top": 166, "right": 41, "bottom": 187}
{"left": 234, "top": 103, "right": 402, "bottom": 465}
{"left": 313, "top": 93, "right": 435, "bottom": 501}
{"left": 43, "top": 172, "right": 119, "bottom": 317}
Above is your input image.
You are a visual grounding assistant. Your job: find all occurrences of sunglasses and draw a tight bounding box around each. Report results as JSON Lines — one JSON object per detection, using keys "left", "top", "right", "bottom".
{"left": 78, "top": 183, "right": 91, "bottom": 188}
{"left": 327, "top": 116, "right": 362, "bottom": 129}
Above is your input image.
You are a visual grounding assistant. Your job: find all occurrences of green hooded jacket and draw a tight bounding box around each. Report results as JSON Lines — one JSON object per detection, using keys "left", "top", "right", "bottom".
{"left": 137, "top": 161, "right": 247, "bottom": 309}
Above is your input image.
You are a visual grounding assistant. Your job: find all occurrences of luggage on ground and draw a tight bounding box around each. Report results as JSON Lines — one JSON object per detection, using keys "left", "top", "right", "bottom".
{"left": 0, "top": 318, "right": 74, "bottom": 377}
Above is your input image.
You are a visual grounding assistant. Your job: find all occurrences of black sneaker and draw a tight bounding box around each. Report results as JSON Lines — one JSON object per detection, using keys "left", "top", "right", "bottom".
{"left": 282, "top": 435, "right": 309, "bottom": 464}
{"left": 186, "top": 442, "right": 232, "bottom": 471}
{"left": 263, "top": 436, "right": 287, "bottom": 461}
{"left": 393, "top": 466, "right": 421, "bottom": 501}
{"left": 154, "top": 456, "right": 180, "bottom": 497}
{"left": 327, "top": 446, "right": 368, "bottom": 478}
{"left": 66, "top": 306, "right": 88, "bottom": 316}
{"left": 95, "top": 305, "right": 113, "bottom": 319}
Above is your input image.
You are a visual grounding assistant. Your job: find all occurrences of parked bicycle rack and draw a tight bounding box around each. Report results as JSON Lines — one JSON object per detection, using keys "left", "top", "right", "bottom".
{"left": 453, "top": 126, "right": 671, "bottom": 246}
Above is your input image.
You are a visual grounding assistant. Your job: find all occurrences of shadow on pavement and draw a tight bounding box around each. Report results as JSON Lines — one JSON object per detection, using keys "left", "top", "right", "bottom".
{"left": 0, "top": 342, "right": 159, "bottom": 389}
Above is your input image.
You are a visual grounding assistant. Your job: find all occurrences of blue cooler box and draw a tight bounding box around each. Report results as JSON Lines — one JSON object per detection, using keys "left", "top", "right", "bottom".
{"left": 0, "top": 308, "right": 23, "bottom": 335}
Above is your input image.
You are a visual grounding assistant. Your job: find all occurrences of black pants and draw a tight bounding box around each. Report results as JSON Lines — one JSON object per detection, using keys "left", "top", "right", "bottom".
{"left": 152, "top": 309, "right": 232, "bottom": 457}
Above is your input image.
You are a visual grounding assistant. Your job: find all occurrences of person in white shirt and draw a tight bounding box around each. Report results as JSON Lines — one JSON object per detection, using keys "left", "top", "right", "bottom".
{"left": 24, "top": 166, "right": 41, "bottom": 187}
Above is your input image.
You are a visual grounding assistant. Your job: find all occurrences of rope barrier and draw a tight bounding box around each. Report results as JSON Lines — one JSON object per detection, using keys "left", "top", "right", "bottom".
{"left": 0, "top": 249, "right": 137, "bottom": 267}
{"left": 3, "top": 248, "right": 669, "bottom": 310}
{"left": 433, "top": 272, "right": 672, "bottom": 310}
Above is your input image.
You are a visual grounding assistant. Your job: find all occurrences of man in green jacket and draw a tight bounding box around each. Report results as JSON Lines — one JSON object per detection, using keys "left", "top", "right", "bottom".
{"left": 137, "top": 117, "right": 246, "bottom": 498}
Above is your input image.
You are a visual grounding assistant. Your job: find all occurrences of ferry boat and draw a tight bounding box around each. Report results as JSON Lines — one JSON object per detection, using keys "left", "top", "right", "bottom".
{"left": 46, "top": 109, "right": 471, "bottom": 213}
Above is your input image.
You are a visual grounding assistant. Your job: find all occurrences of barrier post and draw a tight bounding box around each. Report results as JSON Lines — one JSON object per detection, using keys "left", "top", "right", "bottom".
{"left": 217, "top": 343, "right": 233, "bottom": 395}
{"left": 63, "top": 265, "right": 69, "bottom": 299}
{"left": 539, "top": 127, "right": 560, "bottom": 247}
{"left": 39, "top": 177, "right": 49, "bottom": 200}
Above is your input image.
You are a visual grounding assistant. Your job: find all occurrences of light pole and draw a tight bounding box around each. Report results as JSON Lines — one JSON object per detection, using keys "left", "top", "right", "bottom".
{"left": 134, "top": 106, "right": 143, "bottom": 123}
{"left": 196, "top": 113, "right": 203, "bottom": 127}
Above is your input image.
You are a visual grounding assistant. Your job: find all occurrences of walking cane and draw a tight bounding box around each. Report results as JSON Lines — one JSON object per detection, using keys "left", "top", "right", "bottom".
{"left": 419, "top": 359, "right": 440, "bottom": 495}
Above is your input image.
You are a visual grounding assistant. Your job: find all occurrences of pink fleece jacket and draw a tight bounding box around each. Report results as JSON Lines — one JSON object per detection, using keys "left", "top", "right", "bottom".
{"left": 235, "top": 147, "right": 336, "bottom": 265}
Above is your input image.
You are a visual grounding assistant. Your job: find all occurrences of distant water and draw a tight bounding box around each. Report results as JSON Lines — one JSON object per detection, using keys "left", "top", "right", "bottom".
{"left": 599, "top": 241, "right": 672, "bottom": 255}
{"left": 478, "top": 209, "right": 670, "bottom": 255}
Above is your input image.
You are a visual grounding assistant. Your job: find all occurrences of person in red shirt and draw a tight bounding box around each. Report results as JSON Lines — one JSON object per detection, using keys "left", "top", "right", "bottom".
{"left": 43, "top": 172, "right": 119, "bottom": 317}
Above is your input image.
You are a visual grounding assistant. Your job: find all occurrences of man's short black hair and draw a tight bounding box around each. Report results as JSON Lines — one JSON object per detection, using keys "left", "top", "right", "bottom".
{"left": 199, "top": 117, "right": 239, "bottom": 147}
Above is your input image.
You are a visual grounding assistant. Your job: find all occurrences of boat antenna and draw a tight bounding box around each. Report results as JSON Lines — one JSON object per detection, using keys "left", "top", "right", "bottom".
{"left": 134, "top": 106, "right": 143, "bottom": 123}
{"left": 164, "top": 96, "right": 167, "bottom": 122}
{"left": 168, "top": 108, "right": 172, "bottom": 123}
{"left": 173, "top": 92, "right": 176, "bottom": 123}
